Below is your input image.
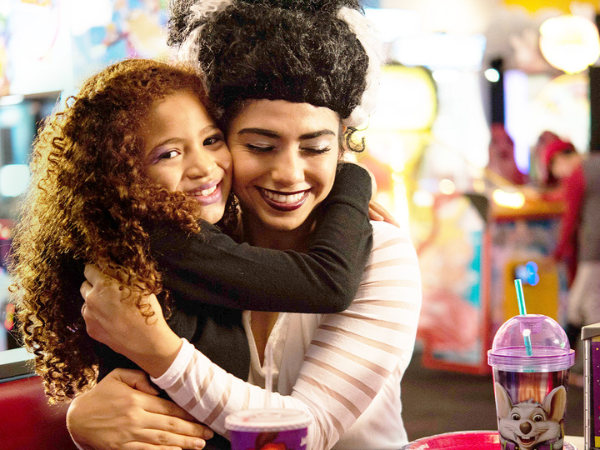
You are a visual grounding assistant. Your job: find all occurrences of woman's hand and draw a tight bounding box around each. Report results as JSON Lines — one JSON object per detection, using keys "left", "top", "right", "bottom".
{"left": 368, "top": 200, "right": 400, "bottom": 227}
{"left": 80, "top": 263, "right": 182, "bottom": 378}
{"left": 67, "top": 368, "right": 213, "bottom": 450}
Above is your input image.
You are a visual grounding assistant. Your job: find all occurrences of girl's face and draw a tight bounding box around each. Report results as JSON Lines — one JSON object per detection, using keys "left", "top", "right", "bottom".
{"left": 227, "top": 99, "right": 340, "bottom": 232}
{"left": 141, "top": 90, "right": 232, "bottom": 225}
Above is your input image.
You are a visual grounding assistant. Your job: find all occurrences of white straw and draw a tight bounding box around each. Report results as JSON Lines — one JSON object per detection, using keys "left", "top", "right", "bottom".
{"left": 264, "top": 342, "right": 273, "bottom": 409}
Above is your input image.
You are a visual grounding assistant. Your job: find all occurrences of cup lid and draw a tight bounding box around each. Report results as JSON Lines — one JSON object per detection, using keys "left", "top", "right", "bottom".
{"left": 488, "top": 314, "right": 574, "bottom": 372}
{"left": 225, "top": 409, "right": 311, "bottom": 432}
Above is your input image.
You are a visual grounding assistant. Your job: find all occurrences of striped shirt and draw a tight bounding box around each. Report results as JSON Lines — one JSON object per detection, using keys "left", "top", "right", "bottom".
{"left": 152, "top": 221, "right": 422, "bottom": 450}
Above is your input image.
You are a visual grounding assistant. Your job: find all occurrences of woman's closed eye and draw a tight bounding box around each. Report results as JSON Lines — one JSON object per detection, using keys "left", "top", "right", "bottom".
{"left": 246, "top": 143, "right": 275, "bottom": 152}
{"left": 301, "top": 146, "right": 331, "bottom": 155}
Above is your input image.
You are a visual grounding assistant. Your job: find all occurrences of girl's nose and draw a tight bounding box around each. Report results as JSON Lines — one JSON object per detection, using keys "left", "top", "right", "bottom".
{"left": 187, "top": 146, "right": 216, "bottom": 178}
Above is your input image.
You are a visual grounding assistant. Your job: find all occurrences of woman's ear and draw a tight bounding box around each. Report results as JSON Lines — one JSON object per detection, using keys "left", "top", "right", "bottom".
{"left": 338, "top": 124, "right": 348, "bottom": 159}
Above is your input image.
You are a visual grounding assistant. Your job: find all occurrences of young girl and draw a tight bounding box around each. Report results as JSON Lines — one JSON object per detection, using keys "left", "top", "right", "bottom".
{"left": 7, "top": 58, "right": 374, "bottom": 408}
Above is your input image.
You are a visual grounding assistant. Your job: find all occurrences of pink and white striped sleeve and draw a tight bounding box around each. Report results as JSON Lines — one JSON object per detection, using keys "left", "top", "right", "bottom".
{"left": 151, "top": 223, "right": 422, "bottom": 450}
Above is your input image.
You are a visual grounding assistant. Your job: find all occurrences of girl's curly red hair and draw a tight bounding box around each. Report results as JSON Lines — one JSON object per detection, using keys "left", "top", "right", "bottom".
{"left": 8, "top": 58, "right": 213, "bottom": 402}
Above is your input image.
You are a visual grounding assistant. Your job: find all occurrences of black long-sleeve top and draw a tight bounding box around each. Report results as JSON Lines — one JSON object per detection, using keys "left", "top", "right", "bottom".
{"left": 94, "top": 163, "right": 373, "bottom": 448}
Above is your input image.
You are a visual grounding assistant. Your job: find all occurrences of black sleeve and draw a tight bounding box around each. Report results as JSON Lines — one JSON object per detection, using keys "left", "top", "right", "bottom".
{"left": 151, "top": 162, "right": 373, "bottom": 314}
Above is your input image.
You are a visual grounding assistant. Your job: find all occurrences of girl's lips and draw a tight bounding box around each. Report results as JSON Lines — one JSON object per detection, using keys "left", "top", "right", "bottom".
{"left": 258, "top": 187, "right": 309, "bottom": 212}
{"left": 188, "top": 182, "right": 223, "bottom": 206}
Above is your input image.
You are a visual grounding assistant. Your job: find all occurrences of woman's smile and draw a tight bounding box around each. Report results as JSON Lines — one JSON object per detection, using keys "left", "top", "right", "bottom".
{"left": 258, "top": 187, "right": 310, "bottom": 211}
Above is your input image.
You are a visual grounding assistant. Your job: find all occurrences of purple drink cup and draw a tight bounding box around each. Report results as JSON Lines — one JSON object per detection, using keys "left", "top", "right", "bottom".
{"left": 488, "top": 314, "right": 575, "bottom": 450}
{"left": 225, "top": 409, "right": 311, "bottom": 450}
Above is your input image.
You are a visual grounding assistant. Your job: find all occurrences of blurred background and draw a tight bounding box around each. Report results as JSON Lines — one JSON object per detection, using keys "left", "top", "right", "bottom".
{"left": 0, "top": 0, "right": 596, "bottom": 441}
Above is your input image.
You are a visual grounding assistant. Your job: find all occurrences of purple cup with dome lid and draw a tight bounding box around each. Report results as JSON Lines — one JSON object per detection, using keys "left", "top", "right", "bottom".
{"left": 226, "top": 408, "right": 311, "bottom": 450}
{"left": 488, "top": 314, "right": 575, "bottom": 450}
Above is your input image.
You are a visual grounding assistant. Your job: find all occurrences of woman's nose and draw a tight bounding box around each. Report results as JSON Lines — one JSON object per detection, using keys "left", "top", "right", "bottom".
{"left": 271, "top": 149, "right": 304, "bottom": 185}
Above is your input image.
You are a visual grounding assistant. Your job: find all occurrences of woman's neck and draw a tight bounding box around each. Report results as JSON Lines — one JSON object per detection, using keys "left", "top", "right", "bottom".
{"left": 242, "top": 214, "right": 315, "bottom": 252}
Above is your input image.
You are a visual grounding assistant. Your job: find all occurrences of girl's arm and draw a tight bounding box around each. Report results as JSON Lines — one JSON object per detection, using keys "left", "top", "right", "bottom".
{"left": 151, "top": 162, "right": 373, "bottom": 314}
{"left": 82, "top": 224, "right": 422, "bottom": 450}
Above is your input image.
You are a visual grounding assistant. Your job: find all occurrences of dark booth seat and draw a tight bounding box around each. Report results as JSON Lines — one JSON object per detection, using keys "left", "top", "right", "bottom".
{"left": 0, "top": 348, "right": 77, "bottom": 450}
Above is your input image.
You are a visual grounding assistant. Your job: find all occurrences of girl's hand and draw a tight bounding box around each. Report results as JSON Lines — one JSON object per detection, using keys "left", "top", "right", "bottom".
{"left": 368, "top": 200, "right": 400, "bottom": 227}
{"left": 80, "top": 263, "right": 181, "bottom": 378}
{"left": 67, "top": 368, "right": 213, "bottom": 450}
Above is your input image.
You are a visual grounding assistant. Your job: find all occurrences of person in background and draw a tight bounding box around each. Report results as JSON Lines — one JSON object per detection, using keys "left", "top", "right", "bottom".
{"left": 487, "top": 123, "right": 528, "bottom": 186}
{"left": 544, "top": 140, "right": 600, "bottom": 354}
{"left": 532, "top": 130, "right": 561, "bottom": 187}
{"left": 539, "top": 138, "right": 579, "bottom": 287}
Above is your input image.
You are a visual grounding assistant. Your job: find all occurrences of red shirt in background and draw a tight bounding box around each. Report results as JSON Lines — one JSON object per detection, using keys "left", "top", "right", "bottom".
{"left": 552, "top": 163, "right": 585, "bottom": 284}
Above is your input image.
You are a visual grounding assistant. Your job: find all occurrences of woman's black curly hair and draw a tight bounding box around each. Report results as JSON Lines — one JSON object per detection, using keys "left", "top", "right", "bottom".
{"left": 7, "top": 58, "right": 217, "bottom": 402}
{"left": 168, "top": 0, "right": 370, "bottom": 151}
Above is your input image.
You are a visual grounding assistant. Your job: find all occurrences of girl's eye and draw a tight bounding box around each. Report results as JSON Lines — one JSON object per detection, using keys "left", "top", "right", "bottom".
{"left": 203, "top": 134, "right": 224, "bottom": 146}
{"left": 157, "top": 149, "right": 179, "bottom": 160}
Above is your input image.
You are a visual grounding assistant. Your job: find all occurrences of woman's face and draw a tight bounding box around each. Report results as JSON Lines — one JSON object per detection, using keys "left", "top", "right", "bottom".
{"left": 227, "top": 99, "right": 340, "bottom": 232}
{"left": 141, "top": 90, "right": 232, "bottom": 224}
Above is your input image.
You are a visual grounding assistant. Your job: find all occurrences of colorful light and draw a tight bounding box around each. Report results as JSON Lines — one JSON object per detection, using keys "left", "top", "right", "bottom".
{"left": 484, "top": 68, "right": 500, "bottom": 83}
{"left": 492, "top": 188, "right": 526, "bottom": 209}
{"left": 0, "top": 164, "right": 30, "bottom": 197}
{"left": 539, "top": 15, "right": 600, "bottom": 74}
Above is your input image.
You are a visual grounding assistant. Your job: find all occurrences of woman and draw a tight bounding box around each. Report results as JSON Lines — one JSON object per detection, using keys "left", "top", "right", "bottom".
{"left": 70, "top": 1, "right": 421, "bottom": 449}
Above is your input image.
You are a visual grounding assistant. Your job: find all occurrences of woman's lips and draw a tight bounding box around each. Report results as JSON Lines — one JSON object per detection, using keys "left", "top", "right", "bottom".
{"left": 188, "top": 182, "right": 222, "bottom": 206}
{"left": 258, "top": 187, "right": 309, "bottom": 211}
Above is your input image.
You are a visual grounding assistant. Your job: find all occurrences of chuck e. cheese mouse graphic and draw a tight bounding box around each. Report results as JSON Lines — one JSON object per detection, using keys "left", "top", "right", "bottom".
{"left": 247, "top": 432, "right": 289, "bottom": 450}
{"left": 495, "top": 383, "right": 567, "bottom": 450}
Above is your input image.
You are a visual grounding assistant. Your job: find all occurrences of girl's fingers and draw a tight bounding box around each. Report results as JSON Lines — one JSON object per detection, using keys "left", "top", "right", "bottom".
{"left": 368, "top": 201, "right": 400, "bottom": 227}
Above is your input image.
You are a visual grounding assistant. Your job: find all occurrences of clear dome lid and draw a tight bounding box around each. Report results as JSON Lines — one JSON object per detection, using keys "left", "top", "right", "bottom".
{"left": 488, "top": 314, "right": 574, "bottom": 372}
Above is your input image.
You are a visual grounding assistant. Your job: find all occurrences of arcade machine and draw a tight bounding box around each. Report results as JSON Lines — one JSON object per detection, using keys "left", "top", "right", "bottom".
{"left": 0, "top": 219, "right": 15, "bottom": 351}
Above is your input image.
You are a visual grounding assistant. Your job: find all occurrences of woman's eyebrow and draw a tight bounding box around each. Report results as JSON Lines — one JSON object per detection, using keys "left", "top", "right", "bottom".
{"left": 299, "top": 130, "right": 336, "bottom": 140}
{"left": 237, "top": 128, "right": 336, "bottom": 139}
{"left": 237, "top": 128, "right": 280, "bottom": 138}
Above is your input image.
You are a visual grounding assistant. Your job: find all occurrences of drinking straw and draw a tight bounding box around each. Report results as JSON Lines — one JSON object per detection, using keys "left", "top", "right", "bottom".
{"left": 264, "top": 342, "right": 274, "bottom": 409}
{"left": 515, "top": 279, "right": 533, "bottom": 356}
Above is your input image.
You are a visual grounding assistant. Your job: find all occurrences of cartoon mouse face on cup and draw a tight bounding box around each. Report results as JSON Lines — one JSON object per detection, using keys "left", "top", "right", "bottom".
{"left": 495, "top": 383, "right": 567, "bottom": 450}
